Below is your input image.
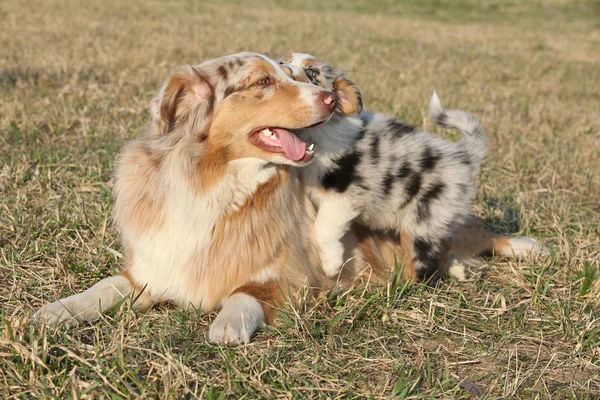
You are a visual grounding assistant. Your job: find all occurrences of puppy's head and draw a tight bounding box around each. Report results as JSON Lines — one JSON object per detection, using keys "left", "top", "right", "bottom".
{"left": 148, "top": 52, "right": 338, "bottom": 165}
{"left": 278, "top": 53, "right": 362, "bottom": 116}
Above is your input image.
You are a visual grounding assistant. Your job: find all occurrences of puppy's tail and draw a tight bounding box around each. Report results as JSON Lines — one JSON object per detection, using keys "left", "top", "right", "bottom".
{"left": 428, "top": 90, "right": 486, "bottom": 167}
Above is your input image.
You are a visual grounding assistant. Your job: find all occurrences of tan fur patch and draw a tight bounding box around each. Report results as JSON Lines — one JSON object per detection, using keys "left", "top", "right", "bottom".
{"left": 231, "top": 281, "right": 286, "bottom": 324}
{"left": 491, "top": 236, "right": 513, "bottom": 255}
{"left": 333, "top": 76, "right": 363, "bottom": 115}
{"left": 113, "top": 142, "right": 165, "bottom": 235}
{"left": 400, "top": 231, "right": 418, "bottom": 282}
{"left": 119, "top": 269, "right": 153, "bottom": 312}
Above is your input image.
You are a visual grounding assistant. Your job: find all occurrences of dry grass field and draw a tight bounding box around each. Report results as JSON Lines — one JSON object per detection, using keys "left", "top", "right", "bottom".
{"left": 1, "top": 0, "right": 599, "bottom": 398}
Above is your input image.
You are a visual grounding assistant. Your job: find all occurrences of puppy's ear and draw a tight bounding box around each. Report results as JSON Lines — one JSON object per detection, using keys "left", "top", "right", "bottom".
{"left": 149, "top": 65, "right": 214, "bottom": 138}
{"left": 333, "top": 75, "right": 363, "bottom": 115}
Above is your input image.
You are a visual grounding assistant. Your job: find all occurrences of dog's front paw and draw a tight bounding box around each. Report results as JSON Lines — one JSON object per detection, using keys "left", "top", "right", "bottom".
{"left": 208, "top": 315, "right": 252, "bottom": 345}
{"left": 208, "top": 293, "right": 264, "bottom": 345}
{"left": 32, "top": 301, "right": 77, "bottom": 327}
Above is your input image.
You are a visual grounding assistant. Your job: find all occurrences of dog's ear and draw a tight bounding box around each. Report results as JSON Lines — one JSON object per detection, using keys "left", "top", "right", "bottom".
{"left": 333, "top": 75, "right": 363, "bottom": 115}
{"left": 149, "top": 65, "right": 214, "bottom": 138}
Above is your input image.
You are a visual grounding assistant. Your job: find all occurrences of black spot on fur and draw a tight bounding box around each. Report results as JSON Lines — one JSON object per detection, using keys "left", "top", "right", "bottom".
{"left": 383, "top": 171, "right": 395, "bottom": 196}
{"left": 224, "top": 85, "right": 236, "bottom": 98}
{"left": 321, "top": 150, "right": 362, "bottom": 193}
{"left": 405, "top": 173, "right": 422, "bottom": 199}
{"left": 434, "top": 112, "right": 447, "bottom": 126}
{"left": 235, "top": 58, "right": 244, "bottom": 67}
{"left": 217, "top": 65, "right": 228, "bottom": 80}
{"left": 414, "top": 237, "right": 441, "bottom": 282}
{"left": 459, "top": 151, "right": 472, "bottom": 166}
{"left": 420, "top": 147, "right": 441, "bottom": 172}
{"left": 416, "top": 183, "right": 445, "bottom": 223}
{"left": 396, "top": 161, "right": 412, "bottom": 179}
{"left": 399, "top": 172, "right": 422, "bottom": 208}
{"left": 389, "top": 120, "right": 416, "bottom": 138}
{"left": 370, "top": 135, "right": 380, "bottom": 164}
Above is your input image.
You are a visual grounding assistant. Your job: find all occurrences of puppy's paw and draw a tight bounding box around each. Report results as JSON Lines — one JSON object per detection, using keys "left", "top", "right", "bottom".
{"left": 447, "top": 257, "right": 469, "bottom": 281}
{"left": 208, "top": 293, "right": 264, "bottom": 346}
{"left": 320, "top": 246, "right": 345, "bottom": 278}
{"left": 322, "top": 260, "right": 343, "bottom": 278}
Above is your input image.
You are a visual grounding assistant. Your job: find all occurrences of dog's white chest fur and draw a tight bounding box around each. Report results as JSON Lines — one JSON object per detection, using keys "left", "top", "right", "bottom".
{"left": 125, "top": 158, "right": 276, "bottom": 309}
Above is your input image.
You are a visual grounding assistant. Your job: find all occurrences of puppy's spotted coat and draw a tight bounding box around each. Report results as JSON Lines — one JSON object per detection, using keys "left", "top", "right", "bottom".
{"left": 281, "top": 53, "right": 487, "bottom": 282}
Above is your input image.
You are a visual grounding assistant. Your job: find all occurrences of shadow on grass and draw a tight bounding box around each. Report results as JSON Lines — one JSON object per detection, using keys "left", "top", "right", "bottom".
{"left": 480, "top": 197, "right": 525, "bottom": 236}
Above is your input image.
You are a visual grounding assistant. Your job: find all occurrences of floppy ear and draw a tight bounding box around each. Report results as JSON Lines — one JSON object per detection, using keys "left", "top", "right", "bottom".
{"left": 333, "top": 75, "right": 363, "bottom": 115}
{"left": 149, "top": 65, "right": 214, "bottom": 138}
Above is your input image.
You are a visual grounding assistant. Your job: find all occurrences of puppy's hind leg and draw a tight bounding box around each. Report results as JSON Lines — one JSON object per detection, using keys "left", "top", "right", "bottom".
{"left": 402, "top": 231, "right": 451, "bottom": 284}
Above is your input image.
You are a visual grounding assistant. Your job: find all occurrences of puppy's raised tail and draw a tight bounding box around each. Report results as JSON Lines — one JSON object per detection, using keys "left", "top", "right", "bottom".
{"left": 429, "top": 90, "right": 486, "bottom": 167}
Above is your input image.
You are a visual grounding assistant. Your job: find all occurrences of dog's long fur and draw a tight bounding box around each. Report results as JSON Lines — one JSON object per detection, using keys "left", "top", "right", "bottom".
{"left": 34, "top": 52, "right": 548, "bottom": 345}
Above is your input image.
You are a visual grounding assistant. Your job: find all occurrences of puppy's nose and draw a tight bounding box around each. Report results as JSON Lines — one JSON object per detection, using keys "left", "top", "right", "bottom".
{"left": 320, "top": 91, "right": 338, "bottom": 110}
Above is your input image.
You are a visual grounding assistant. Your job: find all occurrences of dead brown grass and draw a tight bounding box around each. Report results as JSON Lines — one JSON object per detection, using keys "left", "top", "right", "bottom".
{"left": 1, "top": 0, "right": 599, "bottom": 398}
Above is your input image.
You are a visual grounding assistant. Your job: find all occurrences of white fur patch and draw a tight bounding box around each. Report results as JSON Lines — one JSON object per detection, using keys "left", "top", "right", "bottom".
{"left": 208, "top": 293, "right": 265, "bottom": 345}
{"left": 314, "top": 195, "right": 360, "bottom": 277}
{"left": 124, "top": 156, "right": 276, "bottom": 310}
{"left": 501, "top": 237, "right": 550, "bottom": 258}
{"left": 447, "top": 258, "right": 468, "bottom": 281}
{"left": 33, "top": 275, "right": 134, "bottom": 326}
{"left": 251, "top": 264, "right": 280, "bottom": 283}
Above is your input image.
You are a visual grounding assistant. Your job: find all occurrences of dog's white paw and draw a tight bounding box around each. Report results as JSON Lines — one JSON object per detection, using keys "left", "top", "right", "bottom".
{"left": 320, "top": 246, "right": 345, "bottom": 278}
{"left": 32, "top": 301, "right": 78, "bottom": 327}
{"left": 502, "top": 237, "right": 550, "bottom": 258}
{"left": 208, "top": 293, "right": 264, "bottom": 345}
{"left": 322, "top": 260, "right": 343, "bottom": 278}
{"left": 447, "top": 258, "right": 468, "bottom": 281}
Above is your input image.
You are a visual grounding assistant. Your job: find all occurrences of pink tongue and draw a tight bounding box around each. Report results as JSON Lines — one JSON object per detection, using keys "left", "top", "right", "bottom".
{"left": 273, "top": 128, "right": 306, "bottom": 161}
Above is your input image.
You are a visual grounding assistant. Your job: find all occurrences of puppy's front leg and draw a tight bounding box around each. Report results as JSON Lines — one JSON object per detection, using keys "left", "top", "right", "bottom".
{"left": 208, "top": 281, "right": 285, "bottom": 345}
{"left": 314, "top": 197, "right": 360, "bottom": 278}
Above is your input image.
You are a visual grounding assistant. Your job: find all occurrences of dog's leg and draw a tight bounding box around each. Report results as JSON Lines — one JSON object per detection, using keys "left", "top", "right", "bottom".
{"left": 33, "top": 272, "right": 152, "bottom": 326}
{"left": 399, "top": 231, "right": 418, "bottom": 282}
{"left": 401, "top": 232, "right": 450, "bottom": 284}
{"left": 452, "top": 216, "right": 549, "bottom": 260}
{"left": 208, "top": 281, "right": 286, "bottom": 345}
{"left": 314, "top": 198, "right": 360, "bottom": 278}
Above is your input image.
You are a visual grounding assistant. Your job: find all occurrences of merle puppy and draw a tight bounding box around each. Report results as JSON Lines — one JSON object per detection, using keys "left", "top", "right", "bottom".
{"left": 280, "top": 53, "right": 487, "bottom": 282}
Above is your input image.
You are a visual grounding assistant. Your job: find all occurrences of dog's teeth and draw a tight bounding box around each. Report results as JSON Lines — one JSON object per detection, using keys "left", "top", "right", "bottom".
{"left": 261, "top": 128, "right": 271, "bottom": 135}
{"left": 308, "top": 143, "right": 315, "bottom": 151}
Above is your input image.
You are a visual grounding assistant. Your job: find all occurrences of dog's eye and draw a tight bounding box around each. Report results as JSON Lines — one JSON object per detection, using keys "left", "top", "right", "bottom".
{"left": 305, "top": 68, "right": 318, "bottom": 79}
{"left": 255, "top": 77, "right": 273, "bottom": 86}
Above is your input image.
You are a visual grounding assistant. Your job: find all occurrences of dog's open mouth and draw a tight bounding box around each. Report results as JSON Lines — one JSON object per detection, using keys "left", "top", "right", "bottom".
{"left": 250, "top": 127, "right": 315, "bottom": 162}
